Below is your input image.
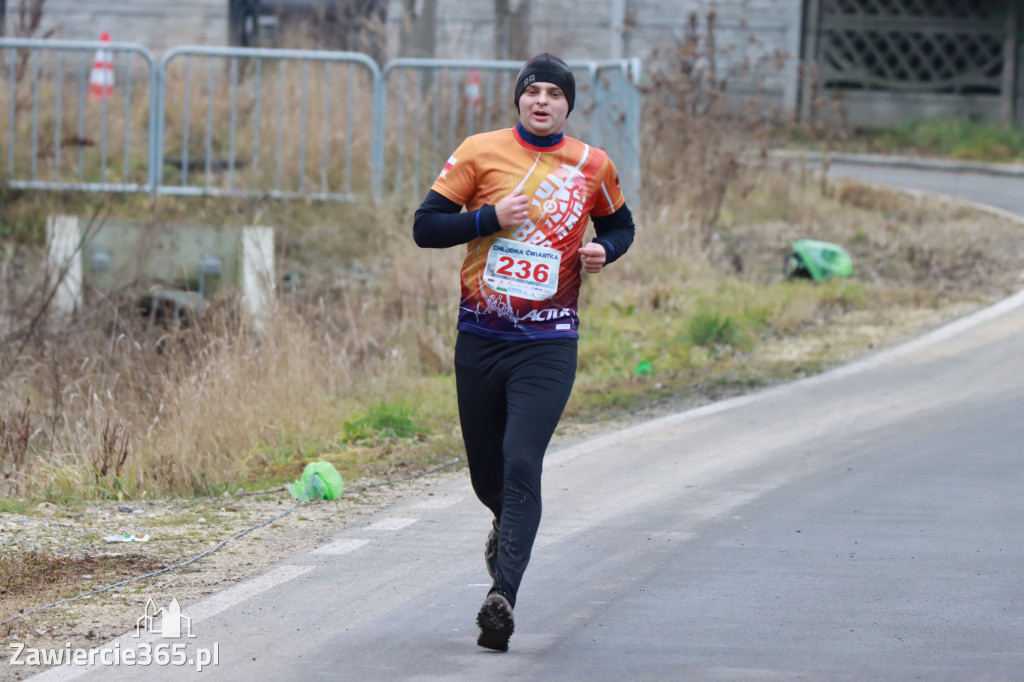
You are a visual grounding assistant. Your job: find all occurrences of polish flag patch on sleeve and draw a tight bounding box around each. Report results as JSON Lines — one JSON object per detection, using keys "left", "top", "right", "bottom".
{"left": 440, "top": 156, "right": 458, "bottom": 179}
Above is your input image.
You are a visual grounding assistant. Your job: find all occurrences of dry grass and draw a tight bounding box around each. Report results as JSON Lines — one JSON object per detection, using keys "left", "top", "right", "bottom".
{"left": 0, "top": 550, "right": 164, "bottom": 642}
{"left": 3, "top": 15, "right": 1024, "bottom": 501}
{"left": 0, "top": 193, "right": 467, "bottom": 498}
{"left": 3, "top": 151, "right": 1023, "bottom": 500}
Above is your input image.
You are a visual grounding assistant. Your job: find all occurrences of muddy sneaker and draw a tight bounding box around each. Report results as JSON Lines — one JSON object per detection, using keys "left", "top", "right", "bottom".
{"left": 484, "top": 518, "right": 499, "bottom": 579}
{"left": 476, "top": 593, "right": 514, "bottom": 651}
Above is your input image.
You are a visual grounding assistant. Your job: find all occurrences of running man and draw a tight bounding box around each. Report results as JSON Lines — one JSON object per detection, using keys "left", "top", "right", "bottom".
{"left": 413, "top": 53, "right": 636, "bottom": 651}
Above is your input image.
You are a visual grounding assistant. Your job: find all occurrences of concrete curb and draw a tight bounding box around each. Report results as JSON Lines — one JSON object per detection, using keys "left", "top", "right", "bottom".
{"left": 771, "top": 149, "right": 1024, "bottom": 177}
{"left": 894, "top": 187, "right": 1024, "bottom": 227}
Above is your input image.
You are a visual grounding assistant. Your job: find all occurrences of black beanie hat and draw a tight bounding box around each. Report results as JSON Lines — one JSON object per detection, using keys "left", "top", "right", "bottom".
{"left": 514, "top": 53, "right": 575, "bottom": 114}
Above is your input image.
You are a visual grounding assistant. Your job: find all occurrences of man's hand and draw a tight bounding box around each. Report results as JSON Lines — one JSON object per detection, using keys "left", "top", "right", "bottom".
{"left": 495, "top": 187, "right": 530, "bottom": 228}
{"left": 578, "top": 242, "right": 607, "bottom": 273}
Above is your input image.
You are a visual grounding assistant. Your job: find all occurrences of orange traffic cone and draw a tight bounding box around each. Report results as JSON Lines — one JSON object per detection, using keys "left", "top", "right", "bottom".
{"left": 465, "top": 69, "right": 482, "bottom": 109}
{"left": 88, "top": 32, "right": 114, "bottom": 100}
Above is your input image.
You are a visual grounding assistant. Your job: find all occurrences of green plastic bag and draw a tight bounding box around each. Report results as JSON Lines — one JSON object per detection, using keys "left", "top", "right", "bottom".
{"left": 288, "top": 461, "right": 344, "bottom": 501}
{"left": 786, "top": 239, "right": 853, "bottom": 282}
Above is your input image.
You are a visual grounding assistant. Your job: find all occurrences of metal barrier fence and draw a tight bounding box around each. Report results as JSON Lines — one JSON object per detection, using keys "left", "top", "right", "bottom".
{"left": 382, "top": 59, "right": 521, "bottom": 202}
{"left": 154, "top": 46, "right": 382, "bottom": 201}
{"left": 586, "top": 60, "right": 643, "bottom": 204}
{"left": 0, "top": 39, "right": 642, "bottom": 203}
{"left": 381, "top": 58, "right": 642, "bottom": 203}
{"left": 0, "top": 38, "right": 157, "bottom": 193}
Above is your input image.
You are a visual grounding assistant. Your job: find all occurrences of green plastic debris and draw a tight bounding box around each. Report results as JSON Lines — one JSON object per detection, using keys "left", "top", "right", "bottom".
{"left": 288, "top": 461, "right": 344, "bottom": 501}
{"left": 633, "top": 360, "right": 653, "bottom": 376}
{"left": 785, "top": 239, "right": 853, "bottom": 282}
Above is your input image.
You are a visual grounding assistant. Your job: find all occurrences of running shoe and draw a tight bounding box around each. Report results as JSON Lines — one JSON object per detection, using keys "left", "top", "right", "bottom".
{"left": 476, "top": 592, "right": 514, "bottom": 651}
{"left": 484, "top": 518, "right": 499, "bottom": 579}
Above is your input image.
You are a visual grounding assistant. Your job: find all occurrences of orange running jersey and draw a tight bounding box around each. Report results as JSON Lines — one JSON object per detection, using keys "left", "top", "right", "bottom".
{"left": 430, "top": 126, "right": 625, "bottom": 340}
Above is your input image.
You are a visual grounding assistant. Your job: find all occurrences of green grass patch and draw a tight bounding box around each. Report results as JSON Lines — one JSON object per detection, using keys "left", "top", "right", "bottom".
{"left": 688, "top": 310, "right": 745, "bottom": 348}
{"left": 820, "top": 116, "right": 1024, "bottom": 163}
{"left": 343, "top": 399, "right": 431, "bottom": 443}
{"left": 0, "top": 499, "right": 31, "bottom": 514}
{"left": 880, "top": 116, "right": 1024, "bottom": 162}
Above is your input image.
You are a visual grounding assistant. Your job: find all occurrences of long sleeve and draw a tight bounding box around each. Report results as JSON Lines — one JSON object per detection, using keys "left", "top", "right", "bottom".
{"left": 413, "top": 190, "right": 502, "bottom": 248}
{"left": 591, "top": 204, "right": 635, "bottom": 265}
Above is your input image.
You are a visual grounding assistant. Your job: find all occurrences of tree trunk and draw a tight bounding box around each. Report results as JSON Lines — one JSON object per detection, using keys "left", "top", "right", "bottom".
{"left": 398, "top": 0, "right": 437, "bottom": 58}
{"left": 494, "top": 0, "right": 531, "bottom": 61}
{"left": 338, "top": 0, "right": 388, "bottom": 64}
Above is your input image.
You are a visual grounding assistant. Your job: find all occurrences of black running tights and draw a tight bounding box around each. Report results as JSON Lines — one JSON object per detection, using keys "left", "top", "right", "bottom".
{"left": 454, "top": 331, "right": 577, "bottom": 607}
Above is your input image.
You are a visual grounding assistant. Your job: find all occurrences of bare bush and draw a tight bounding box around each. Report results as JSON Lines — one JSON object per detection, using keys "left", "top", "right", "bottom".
{"left": 0, "top": 198, "right": 463, "bottom": 498}
{"left": 0, "top": 206, "right": 107, "bottom": 379}
{"left": 7, "top": 0, "right": 56, "bottom": 85}
{"left": 640, "top": 11, "right": 791, "bottom": 253}
{"left": 1, "top": 399, "right": 32, "bottom": 495}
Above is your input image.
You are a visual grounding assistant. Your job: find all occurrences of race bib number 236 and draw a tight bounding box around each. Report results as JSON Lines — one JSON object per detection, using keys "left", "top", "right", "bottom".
{"left": 484, "top": 238, "right": 561, "bottom": 301}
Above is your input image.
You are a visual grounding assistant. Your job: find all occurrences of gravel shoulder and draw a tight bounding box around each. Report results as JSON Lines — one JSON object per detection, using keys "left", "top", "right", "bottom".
{"left": 1, "top": 473, "right": 459, "bottom": 680}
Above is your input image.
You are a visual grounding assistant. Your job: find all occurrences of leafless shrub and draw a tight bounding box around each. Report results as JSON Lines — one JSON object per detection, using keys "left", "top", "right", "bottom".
{"left": 640, "top": 11, "right": 792, "bottom": 253}
{"left": 7, "top": 0, "right": 57, "bottom": 87}
{"left": 100, "top": 420, "right": 130, "bottom": 477}
{"left": 0, "top": 196, "right": 463, "bottom": 498}
{"left": 0, "top": 205, "right": 108, "bottom": 383}
{"left": 1, "top": 399, "right": 32, "bottom": 494}
{"left": 265, "top": 2, "right": 388, "bottom": 62}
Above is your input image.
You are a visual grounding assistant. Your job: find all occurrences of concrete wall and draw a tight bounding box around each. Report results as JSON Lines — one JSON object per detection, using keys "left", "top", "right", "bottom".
{"left": 5, "top": 0, "right": 803, "bottom": 109}
{"left": 624, "top": 0, "right": 803, "bottom": 111}
{"left": 4, "top": 0, "right": 227, "bottom": 54}
{"left": 384, "top": 0, "right": 804, "bottom": 112}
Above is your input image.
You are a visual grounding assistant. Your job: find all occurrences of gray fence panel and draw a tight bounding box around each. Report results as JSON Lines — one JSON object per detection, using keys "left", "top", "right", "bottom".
{"left": 0, "top": 38, "right": 157, "bottom": 193}
{"left": 380, "top": 58, "right": 641, "bottom": 205}
{"left": 155, "top": 46, "right": 382, "bottom": 201}
{"left": 588, "top": 59, "right": 643, "bottom": 204}
{"left": 0, "top": 42, "right": 641, "bottom": 204}
{"left": 381, "top": 58, "right": 523, "bottom": 203}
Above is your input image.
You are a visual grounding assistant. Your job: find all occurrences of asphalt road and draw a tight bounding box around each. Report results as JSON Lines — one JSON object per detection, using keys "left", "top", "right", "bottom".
{"left": 822, "top": 160, "right": 1024, "bottom": 217}
{"left": 35, "top": 166, "right": 1024, "bottom": 681}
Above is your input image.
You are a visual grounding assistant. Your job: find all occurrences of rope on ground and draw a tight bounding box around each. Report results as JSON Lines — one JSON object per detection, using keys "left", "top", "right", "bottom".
{"left": 2, "top": 458, "right": 462, "bottom": 627}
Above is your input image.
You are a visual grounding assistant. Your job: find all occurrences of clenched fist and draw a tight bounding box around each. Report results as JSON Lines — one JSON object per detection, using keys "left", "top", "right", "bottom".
{"left": 578, "top": 242, "right": 607, "bottom": 273}
{"left": 495, "top": 187, "right": 530, "bottom": 228}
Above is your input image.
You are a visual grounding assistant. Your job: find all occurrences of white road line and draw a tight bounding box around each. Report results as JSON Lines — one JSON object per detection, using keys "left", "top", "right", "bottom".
{"left": 547, "top": 287, "right": 1024, "bottom": 469}
{"left": 28, "top": 565, "right": 313, "bottom": 681}
{"left": 366, "top": 517, "right": 419, "bottom": 532}
{"left": 311, "top": 539, "right": 371, "bottom": 556}
{"left": 309, "top": 517, "right": 424, "bottom": 558}
{"left": 185, "top": 564, "right": 313, "bottom": 623}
